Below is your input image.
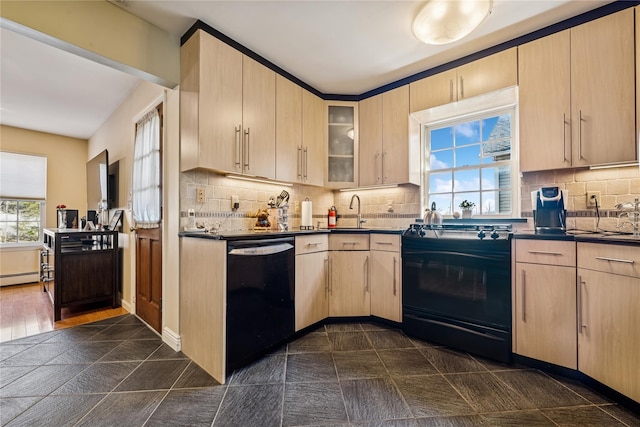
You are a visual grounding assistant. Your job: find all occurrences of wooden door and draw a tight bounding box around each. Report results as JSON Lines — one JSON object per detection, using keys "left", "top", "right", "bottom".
{"left": 519, "top": 30, "right": 571, "bottom": 172}
{"left": 370, "top": 250, "right": 401, "bottom": 322}
{"left": 295, "top": 251, "right": 329, "bottom": 331}
{"left": 514, "top": 263, "right": 576, "bottom": 369}
{"left": 570, "top": 9, "right": 635, "bottom": 166}
{"left": 135, "top": 104, "right": 163, "bottom": 333}
{"left": 578, "top": 269, "right": 640, "bottom": 402}
{"left": 359, "top": 94, "right": 383, "bottom": 186}
{"left": 242, "top": 55, "right": 276, "bottom": 179}
{"left": 382, "top": 85, "right": 409, "bottom": 184}
{"left": 275, "top": 75, "right": 302, "bottom": 183}
{"left": 329, "top": 251, "right": 370, "bottom": 317}
{"left": 302, "top": 89, "right": 325, "bottom": 186}
{"left": 136, "top": 227, "right": 162, "bottom": 332}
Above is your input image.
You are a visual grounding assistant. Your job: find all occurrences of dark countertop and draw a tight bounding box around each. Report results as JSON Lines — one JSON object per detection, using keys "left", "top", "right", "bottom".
{"left": 513, "top": 229, "right": 640, "bottom": 245}
{"left": 179, "top": 227, "right": 404, "bottom": 240}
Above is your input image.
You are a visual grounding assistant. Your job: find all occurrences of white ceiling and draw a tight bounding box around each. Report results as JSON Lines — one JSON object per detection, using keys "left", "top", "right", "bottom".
{"left": 0, "top": 0, "right": 613, "bottom": 140}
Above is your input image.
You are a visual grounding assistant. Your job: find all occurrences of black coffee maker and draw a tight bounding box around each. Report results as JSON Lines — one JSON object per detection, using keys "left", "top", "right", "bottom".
{"left": 531, "top": 186, "right": 567, "bottom": 233}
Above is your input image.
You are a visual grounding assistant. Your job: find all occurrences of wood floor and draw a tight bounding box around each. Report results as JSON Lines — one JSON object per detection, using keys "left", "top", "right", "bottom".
{"left": 0, "top": 282, "right": 128, "bottom": 342}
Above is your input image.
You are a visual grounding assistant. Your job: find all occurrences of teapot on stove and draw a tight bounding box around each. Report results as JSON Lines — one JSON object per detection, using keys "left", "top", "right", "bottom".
{"left": 423, "top": 202, "right": 443, "bottom": 225}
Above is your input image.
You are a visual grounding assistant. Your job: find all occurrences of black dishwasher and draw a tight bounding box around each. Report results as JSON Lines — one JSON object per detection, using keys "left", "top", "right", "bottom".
{"left": 226, "top": 237, "right": 295, "bottom": 372}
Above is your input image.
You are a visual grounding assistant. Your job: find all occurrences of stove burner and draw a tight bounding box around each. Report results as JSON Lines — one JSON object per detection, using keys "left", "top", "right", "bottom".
{"left": 404, "top": 223, "right": 513, "bottom": 240}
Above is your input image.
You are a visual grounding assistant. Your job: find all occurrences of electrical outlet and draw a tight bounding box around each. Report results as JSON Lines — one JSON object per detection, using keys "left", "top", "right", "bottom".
{"left": 587, "top": 191, "right": 601, "bottom": 208}
{"left": 231, "top": 195, "right": 239, "bottom": 210}
{"left": 196, "top": 188, "right": 205, "bottom": 203}
{"left": 387, "top": 200, "right": 394, "bottom": 212}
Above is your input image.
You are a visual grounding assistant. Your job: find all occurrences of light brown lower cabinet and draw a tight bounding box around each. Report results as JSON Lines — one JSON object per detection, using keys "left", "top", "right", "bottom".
{"left": 295, "top": 250, "right": 329, "bottom": 331}
{"left": 329, "top": 251, "right": 371, "bottom": 317}
{"left": 514, "top": 263, "right": 577, "bottom": 369}
{"left": 577, "top": 268, "right": 640, "bottom": 403}
{"left": 370, "top": 234, "right": 401, "bottom": 322}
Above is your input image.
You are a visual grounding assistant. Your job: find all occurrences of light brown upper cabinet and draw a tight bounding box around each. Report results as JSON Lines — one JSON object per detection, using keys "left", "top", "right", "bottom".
{"left": 275, "top": 77, "right": 324, "bottom": 186}
{"left": 409, "top": 48, "right": 517, "bottom": 112}
{"left": 360, "top": 86, "right": 416, "bottom": 186}
{"left": 275, "top": 75, "right": 303, "bottom": 183}
{"left": 520, "top": 9, "right": 635, "bottom": 172}
{"left": 302, "top": 89, "right": 325, "bottom": 186}
{"left": 180, "top": 30, "right": 276, "bottom": 179}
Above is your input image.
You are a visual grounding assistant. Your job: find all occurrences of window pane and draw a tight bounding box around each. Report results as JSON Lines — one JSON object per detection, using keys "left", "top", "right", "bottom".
{"left": 0, "top": 223, "right": 17, "bottom": 243}
{"left": 454, "top": 193, "right": 480, "bottom": 214}
{"left": 429, "top": 194, "right": 453, "bottom": 215}
{"left": 482, "top": 114, "right": 511, "bottom": 141}
{"left": 456, "top": 145, "right": 481, "bottom": 167}
{"left": 0, "top": 201, "right": 17, "bottom": 220}
{"left": 18, "top": 222, "right": 40, "bottom": 242}
{"left": 430, "top": 150, "right": 453, "bottom": 170}
{"left": 18, "top": 201, "right": 40, "bottom": 221}
{"left": 429, "top": 171, "right": 452, "bottom": 194}
{"left": 455, "top": 121, "right": 480, "bottom": 146}
{"left": 430, "top": 127, "right": 453, "bottom": 150}
{"left": 454, "top": 169, "right": 479, "bottom": 192}
{"left": 484, "top": 190, "right": 512, "bottom": 214}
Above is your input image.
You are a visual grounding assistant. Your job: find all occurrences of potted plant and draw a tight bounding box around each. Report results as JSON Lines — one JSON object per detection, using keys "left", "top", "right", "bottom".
{"left": 459, "top": 200, "right": 476, "bottom": 218}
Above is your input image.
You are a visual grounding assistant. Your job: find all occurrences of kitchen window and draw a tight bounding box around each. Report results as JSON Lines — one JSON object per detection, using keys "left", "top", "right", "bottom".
{"left": 0, "top": 200, "right": 44, "bottom": 244}
{"left": 0, "top": 152, "right": 47, "bottom": 246}
{"left": 420, "top": 88, "right": 518, "bottom": 217}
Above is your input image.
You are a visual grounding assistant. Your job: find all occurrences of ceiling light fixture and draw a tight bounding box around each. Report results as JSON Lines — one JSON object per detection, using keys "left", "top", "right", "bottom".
{"left": 412, "top": 0, "right": 493, "bottom": 45}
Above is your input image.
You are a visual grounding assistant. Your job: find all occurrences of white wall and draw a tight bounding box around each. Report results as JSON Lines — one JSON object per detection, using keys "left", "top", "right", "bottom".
{"left": 89, "top": 80, "right": 181, "bottom": 348}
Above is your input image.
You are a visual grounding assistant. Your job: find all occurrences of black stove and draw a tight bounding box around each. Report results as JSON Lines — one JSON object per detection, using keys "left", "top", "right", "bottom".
{"left": 403, "top": 223, "right": 513, "bottom": 240}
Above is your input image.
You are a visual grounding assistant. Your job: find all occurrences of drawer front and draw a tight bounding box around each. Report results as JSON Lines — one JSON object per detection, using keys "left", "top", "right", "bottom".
{"left": 516, "top": 240, "right": 576, "bottom": 267}
{"left": 295, "top": 234, "right": 329, "bottom": 255}
{"left": 329, "top": 234, "right": 370, "bottom": 251}
{"left": 370, "top": 233, "right": 400, "bottom": 252}
{"left": 577, "top": 242, "right": 640, "bottom": 278}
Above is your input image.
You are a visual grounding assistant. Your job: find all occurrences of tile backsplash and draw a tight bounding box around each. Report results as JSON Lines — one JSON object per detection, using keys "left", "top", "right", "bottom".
{"left": 180, "top": 170, "right": 422, "bottom": 231}
{"left": 521, "top": 165, "right": 640, "bottom": 233}
{"left": 181, "top": 164, "right": 639, "bottom": 234}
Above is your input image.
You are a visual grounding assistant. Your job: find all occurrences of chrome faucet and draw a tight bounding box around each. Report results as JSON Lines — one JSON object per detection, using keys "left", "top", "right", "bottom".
{"left": 349, "top": 194, "right": 366, "bottom": 228}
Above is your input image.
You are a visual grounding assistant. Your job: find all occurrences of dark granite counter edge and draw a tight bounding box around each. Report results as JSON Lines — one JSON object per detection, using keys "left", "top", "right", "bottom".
{"left": 179, "top": 228, "right": 405, "bottom": 240}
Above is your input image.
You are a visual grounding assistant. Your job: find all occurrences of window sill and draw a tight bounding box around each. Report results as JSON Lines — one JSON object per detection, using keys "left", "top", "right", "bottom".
{"left": 0, "top": 244, "right": 43, "bottom": 252}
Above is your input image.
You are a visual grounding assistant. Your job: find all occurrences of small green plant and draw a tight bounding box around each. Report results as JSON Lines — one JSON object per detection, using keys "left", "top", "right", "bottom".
{"left": 459, "top": 200, "right": 476, "bottom": 210}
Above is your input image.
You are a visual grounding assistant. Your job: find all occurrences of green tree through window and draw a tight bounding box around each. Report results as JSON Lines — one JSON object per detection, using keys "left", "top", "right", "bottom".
{"left": 0, "top": 200, "right": 42, "bottom": 243}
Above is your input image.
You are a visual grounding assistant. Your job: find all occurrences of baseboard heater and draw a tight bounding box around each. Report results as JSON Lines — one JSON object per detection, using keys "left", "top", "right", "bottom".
{"left": 0, "top": 272, "right": 39, "bottom": 287}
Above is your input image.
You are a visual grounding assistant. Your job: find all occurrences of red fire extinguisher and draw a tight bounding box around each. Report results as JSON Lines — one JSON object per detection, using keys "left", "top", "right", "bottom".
{"left": 328, "top": 206, "right": 337, "bottom": 228}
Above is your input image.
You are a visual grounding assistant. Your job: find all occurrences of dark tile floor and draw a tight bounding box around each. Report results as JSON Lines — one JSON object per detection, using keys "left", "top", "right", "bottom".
{"left": 1, "top": 316, "right": 639, "bottom": 426}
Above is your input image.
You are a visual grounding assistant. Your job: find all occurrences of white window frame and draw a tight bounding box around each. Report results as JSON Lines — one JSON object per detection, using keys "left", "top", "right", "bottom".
{"left": 413, "top": 87, "right": 520, "bottom": 218}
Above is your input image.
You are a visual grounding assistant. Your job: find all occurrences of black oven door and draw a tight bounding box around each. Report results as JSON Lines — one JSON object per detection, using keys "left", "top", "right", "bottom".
{"left": 402, "top": 238, "right": 511, "bottom": 330}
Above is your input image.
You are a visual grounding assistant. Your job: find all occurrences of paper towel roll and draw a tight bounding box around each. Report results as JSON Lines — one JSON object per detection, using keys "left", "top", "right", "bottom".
{"left": 301, "top": 200, "right": 313, "bottom": 228}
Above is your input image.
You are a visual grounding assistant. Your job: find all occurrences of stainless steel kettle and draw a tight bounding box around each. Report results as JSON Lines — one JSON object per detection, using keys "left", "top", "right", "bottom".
{"left": 423, "top": 202, "right": 443, "bottom": 225}
{"left": 430, "top": 202, "right": 443, "bottom": 225}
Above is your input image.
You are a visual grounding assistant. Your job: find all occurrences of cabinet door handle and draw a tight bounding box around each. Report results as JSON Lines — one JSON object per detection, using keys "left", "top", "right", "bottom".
{"left": 303, "top": 146, "right": 309, "bottom": 180}
{"left": 365, "top": 255, "right": 370, "bottom": 293}
{"left": 449, "top": 79, "right": 453, "bottom": 102}
{"left": 393, "top": 256, "right": 397, "bottom": 296}
{"left": 459, "top": 76, "right": 464, "bottom": 99}
{"left": 243, "top": 128, "right": 251, "bottom": 170}
{"left": 328, "top": 258, "right": 333, "bottom": 295}
{"left": 382, "top": 151, "right": 387, "bottom": 183}
{"left": 577, "top": 275, "right": 586, "bottom": 333}
{"left": 297, "top": 146, "right": 303, "bottom": 179}
{"left": 235, "top": 125, "right": 242, "bottom": 168}
{"left": 578, "top": 110, "right": 584, "bottom": 161}
{"left": 595, "top": 256, "right": 634, "bottom": 264}
{"left": 324, "top": 257, "right": 329, "bottom": 296}
{"left": 521, "top": 269, "right": 526, "bottom": 322}
{"left": 562, "top": 113, "right": 568, "bottom": 163}
{"left": 527, "top": 250, "right": 563, "bottom": 256}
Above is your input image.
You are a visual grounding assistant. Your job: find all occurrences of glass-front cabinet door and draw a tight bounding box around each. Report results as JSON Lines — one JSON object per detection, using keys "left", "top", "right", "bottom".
{"left": 326, "top": 102, "right": 358, "bottom": 188}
